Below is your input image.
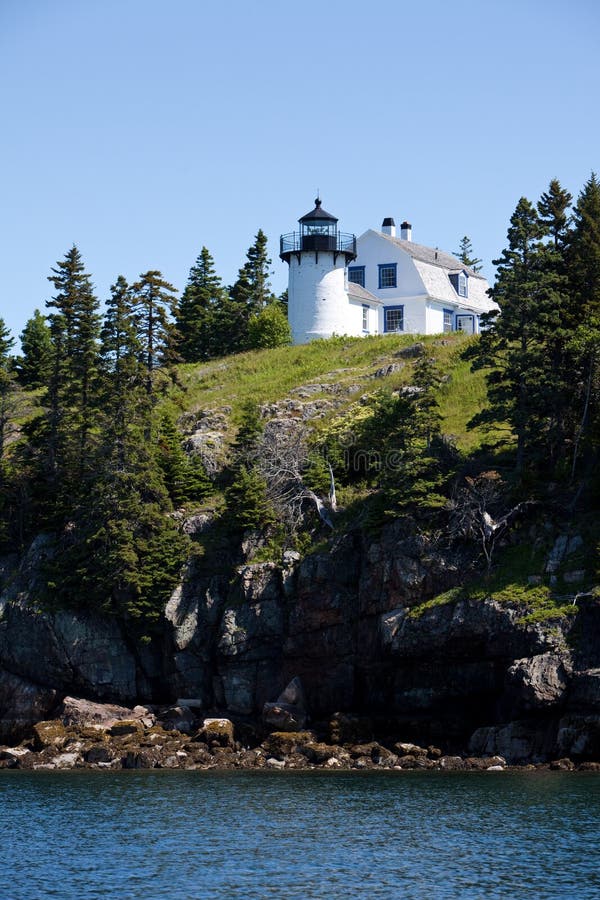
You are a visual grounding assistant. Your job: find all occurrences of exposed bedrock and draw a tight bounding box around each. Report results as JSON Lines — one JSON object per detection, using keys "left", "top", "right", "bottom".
{"left": 2, "top": 522, "right": 600, "bottom": 762}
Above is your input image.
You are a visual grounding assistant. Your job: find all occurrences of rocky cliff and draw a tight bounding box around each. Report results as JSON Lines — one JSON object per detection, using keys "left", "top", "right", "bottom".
{"left": 1, "top": 518, "right": 599, "bottom": 765}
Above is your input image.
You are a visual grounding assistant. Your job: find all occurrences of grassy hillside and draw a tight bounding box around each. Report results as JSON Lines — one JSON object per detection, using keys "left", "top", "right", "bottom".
{"left": 170, "top": 332, "right": 503, "bottom": 455}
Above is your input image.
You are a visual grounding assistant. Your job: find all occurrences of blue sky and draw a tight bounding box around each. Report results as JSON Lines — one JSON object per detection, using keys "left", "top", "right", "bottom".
{"left": 1, "top": 0, "right": 599, "bottom": 342}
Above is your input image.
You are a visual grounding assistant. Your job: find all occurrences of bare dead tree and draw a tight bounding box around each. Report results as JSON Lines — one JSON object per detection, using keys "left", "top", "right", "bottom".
{"left": 449, "top": 470, "right": 535, "bottom": 575}
{"left": 255, "top": 420, "right": 336, "bottom": 530}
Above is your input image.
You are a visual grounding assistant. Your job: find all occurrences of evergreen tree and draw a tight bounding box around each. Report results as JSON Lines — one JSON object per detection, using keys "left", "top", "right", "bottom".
{"left": 99, "top": 276, "right": 146, "bottom": 470}
{"left": 130, "top": 270, "right": 179, "bottom": 402}
{"left": 230, "top": 229, "right": 276, "bottom": 313}
{"left": 466, "top": 197, "right": 567, "bottom": 473}
{"left": 224, "top": 464, "right": 275, "bottom": 530}
{"left": 176, "top": 247, "right": 226, "bottom": 362}
{"left": 44, "top": 246, "right": 102, "bottom": 495}
{"left": 538, "top": 178, "right": 573, "bottom": 249}
{"left": 231, "top": 399, "right": 264, "bottom": 465}
{"left": 219, "top": 230, "right": 277, "bottom": 355}
{"left": 566, "top": 174, "right": 600, "bottom": 477}
{"left": 156, "top": 412, "right": 210, "bottom": 506}
{"left": 454, "top": 236, "right": 482, "bottom": 272}
{"left": 0, "top": 318, "right": 14, "bottom": 361}
{"left": 17, "top": 310, "right": 52, "bottom": 388}
{"left": 0, "top": 318, "right": 17, "bottom": 462}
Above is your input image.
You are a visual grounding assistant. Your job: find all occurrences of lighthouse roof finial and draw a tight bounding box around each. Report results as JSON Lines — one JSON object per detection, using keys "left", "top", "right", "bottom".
{"left": 299, "top": 197, "right": 338, "bottom": 223}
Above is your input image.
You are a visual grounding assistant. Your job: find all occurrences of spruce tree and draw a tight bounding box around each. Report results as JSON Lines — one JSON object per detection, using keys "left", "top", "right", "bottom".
{"left": 44, "top": 246, "right": 101, "bottom": 495}
{"left": 538, "top": 178, "right": 573, "bottom": 249}
{"left": 156, "top": 412, "right": 210, "bottom": 506}
{"left": 17, "top": 310, "right": 52, "bottom": 389}
{"left": 0, "top": 318, "right": 14, "bottom": 361}
{"left": 466, "top": 197, "right": 567, "bottom": 474}
{"left": 454, "top": 236, "right": 482, "bottom": 272}
{"left": 176, "top": 247, "right": 226, "bottom": 362}
{"left": 130, "top": 270, "right": 179, "bottom": 403}
{"left": 220, "top": 230, "right": 277, "bottom": 354}
{"left": 566, "top": 173, "right": 600, "bottom": 477}
{"left": 0, "top": 318, "right": 17, "bottom": 462}
{"left": 99, "top": 275, "right": 147, "bottom": 470}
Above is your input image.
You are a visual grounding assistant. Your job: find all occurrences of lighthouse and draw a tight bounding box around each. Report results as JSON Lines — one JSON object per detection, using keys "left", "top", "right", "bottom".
{"left": 280, "top": 198, "right": 357, "bottom": 344}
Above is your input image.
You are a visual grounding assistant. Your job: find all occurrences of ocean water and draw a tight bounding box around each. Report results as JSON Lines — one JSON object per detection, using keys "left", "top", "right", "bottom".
{"left": 1, "top": 770, "right": 599, "bottom": 899}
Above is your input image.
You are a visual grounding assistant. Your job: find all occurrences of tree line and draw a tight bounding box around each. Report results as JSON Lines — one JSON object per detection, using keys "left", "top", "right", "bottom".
{"left": 466, "top": 174, "right": 600, "bottom": 487}
{"left": 0, "top": 231, "right": 290, "bottom": 626}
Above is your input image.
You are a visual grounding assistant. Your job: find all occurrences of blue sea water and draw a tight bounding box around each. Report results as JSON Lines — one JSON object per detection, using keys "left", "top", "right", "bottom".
{"left": 1, "top": 770, "right": 599, "bottom": 899}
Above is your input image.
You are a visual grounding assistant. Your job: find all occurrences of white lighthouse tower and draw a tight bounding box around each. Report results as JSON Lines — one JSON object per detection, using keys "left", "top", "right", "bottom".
{"left": 280, "top": 198, "right": 357, "bottom": 344}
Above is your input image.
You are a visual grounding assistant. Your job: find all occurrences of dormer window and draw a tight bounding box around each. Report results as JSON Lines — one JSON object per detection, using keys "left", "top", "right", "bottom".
{"left": 450, "top": 271, "right": 468, "bottom": 298}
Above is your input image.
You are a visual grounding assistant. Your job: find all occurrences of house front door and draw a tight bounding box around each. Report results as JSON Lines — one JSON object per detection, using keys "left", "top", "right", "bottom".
{"left": 455, "top": 315, "right": 475, "bottom": 334}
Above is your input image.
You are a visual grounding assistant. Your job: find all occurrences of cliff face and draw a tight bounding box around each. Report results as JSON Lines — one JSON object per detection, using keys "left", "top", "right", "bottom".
{"left": 1, "top": 523, "right": 600, "bottom": 763}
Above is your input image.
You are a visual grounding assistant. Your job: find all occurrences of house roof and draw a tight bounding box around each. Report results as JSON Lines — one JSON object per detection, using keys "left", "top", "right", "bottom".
{"left": 377, "top": 231, "right": 486, "bottom": 280}
{"left": 347, "top": 282, "right": 382, "bottom": 305}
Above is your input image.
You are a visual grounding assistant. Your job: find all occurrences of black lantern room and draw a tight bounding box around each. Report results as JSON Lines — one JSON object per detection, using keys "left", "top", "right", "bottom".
{"left": 280, "top": 198, "right": 356, "bottom": 263}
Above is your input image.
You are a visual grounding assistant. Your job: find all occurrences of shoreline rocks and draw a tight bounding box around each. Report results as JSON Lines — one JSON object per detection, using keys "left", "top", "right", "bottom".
{"left": 1, "top": 708, "right": 599, "bottom": 774}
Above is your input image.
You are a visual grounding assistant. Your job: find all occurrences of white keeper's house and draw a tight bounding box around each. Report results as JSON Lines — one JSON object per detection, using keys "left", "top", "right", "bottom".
{"left": 280, "top": 199, "right": 496, "bottom": 345}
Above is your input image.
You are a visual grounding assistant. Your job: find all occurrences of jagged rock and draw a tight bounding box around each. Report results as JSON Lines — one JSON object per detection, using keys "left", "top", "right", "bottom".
{"left": 394, "top": 342, "right": 425, "bottom": 359}
{"left": 504, "top": 653, "right": 571, "bottom": 713}
{"left": 182, "top": 514, "right": 213, "bottom": 536}
{"left": 263, "top": 676, "right": 307, "bottom": 731}
{"left": 164, "top": 566, "right": 227, "bottom": 705}
{"left": 373, "top": 363, "right": 404, "bottom": 378}
{"left": 468, "top": 720, "right": 557, "bottom": 764}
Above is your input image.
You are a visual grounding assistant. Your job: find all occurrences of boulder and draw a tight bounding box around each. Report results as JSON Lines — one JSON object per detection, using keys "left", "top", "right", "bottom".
{"left": 196, "top": 718, "right": 235, "bottom": 748}
{"left": 32, "top": 720, "right": 69, "bottom": 750}
{"left": 393, "top": 741, "right": 428, "bottom": 758}
{"left": 109, "top": 720, "right": 143, "bottom": 737}
{"left": 263, "top": 677, "right": 307, "bottom": 731}
{"left": 394, "top": 342, "right": 425, "bottom": 359}
{"left": 301, "top": 742, "right": 345, "bottom": 765}
{"left": 59, "top": 696, "right": 154, "bottom": 729}
{"left": 261, "top": 731, "right": 315, "bottom": 760}
{"left": 439, "top": 756, "right": 466, "bottom": 770}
